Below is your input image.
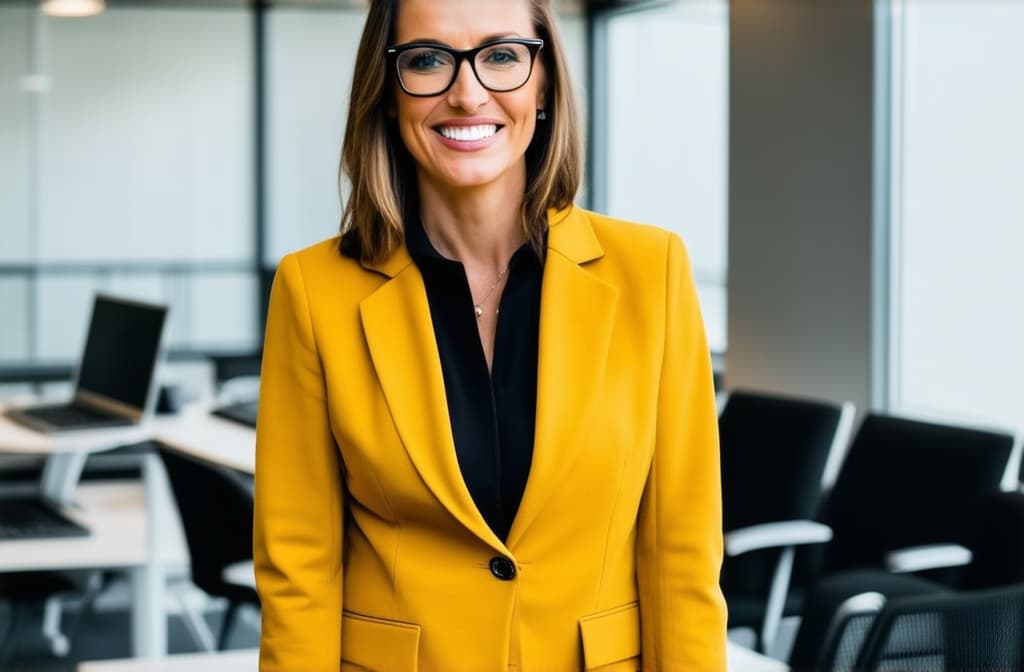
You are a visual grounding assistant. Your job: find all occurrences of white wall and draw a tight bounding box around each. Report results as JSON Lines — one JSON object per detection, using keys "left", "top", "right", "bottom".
{"left": 1, "top": 7, "right": 257, "bottom": 361}
{"left": 0, "top": 7, "right": 33, "bottom": 264}
{"left": 38, "top": 9, "right": 254, "bottom": 263}
{"left": 266, "top": 8, "right": 365, "bottom": 264}
{"left": 892, "top": 1, "right": 1024, "bottom": 430}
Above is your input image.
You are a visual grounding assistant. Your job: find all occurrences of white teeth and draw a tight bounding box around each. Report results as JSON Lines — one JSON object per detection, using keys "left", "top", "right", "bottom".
{"left": 438, "top": 124, "right": 498, "bottom": 142}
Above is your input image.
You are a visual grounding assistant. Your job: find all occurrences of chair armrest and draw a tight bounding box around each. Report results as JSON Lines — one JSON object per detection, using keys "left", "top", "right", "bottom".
{"left": 724, "top": 520, "right": 833, "bottom": 557}
{"left": 222, "top": 560, "right": 256, "bottom": 589}
{"left": 885, "top": 544, "right": 972, "bottom": 573}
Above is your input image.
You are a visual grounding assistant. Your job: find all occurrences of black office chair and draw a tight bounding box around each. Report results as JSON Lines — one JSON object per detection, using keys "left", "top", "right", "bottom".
{"left": 719, "top": 389, "right": 855, "bottom": 653}
{"left": 787, "top": 415, "right": 1015, "bottom": 669}
{"left": 798, "top": 489, "right": 1024, "bottom": 672}
{"left": 157, "top": 444, "right": 259, "bottom": 650}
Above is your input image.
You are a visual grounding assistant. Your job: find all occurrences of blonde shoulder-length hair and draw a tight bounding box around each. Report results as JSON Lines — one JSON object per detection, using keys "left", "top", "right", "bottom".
{"left": 339, "top": 0, "right": 582, "bottom": 263}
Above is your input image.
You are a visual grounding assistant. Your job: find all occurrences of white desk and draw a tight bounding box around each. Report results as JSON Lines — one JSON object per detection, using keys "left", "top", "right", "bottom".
{"left": 154, "top": 406, "right": 255, "bottom": 475}
{"left": 78, "top": 649, "right": 258, "bottom": 672}
{"left": 75, "top": 643, "right": 781, "bottom": 672}
{"left": 0, "top": 403, "right": 178, "bottom": 658}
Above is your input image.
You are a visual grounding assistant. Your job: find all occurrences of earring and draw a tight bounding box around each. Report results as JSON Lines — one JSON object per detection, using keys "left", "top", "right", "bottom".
{"left": 537, "top": 109, "right": 547, "bottom": 121}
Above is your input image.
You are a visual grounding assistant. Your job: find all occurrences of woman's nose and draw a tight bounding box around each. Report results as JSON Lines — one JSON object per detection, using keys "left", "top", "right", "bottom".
{"left": 447, "top": 60, "right": 489, "bottom": 111}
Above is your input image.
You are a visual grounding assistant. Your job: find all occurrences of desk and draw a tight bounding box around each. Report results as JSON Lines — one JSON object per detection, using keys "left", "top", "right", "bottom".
{"left": 0, "top": 404, "right": 178, "bottom": 658}
{"left": 154, "top": 406, "right": 255, "bottom": 475}
{"left": 75, "top": 643, "right": 783, "bottom": 672}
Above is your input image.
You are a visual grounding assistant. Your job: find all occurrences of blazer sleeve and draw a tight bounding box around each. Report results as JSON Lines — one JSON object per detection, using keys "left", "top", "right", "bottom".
{"left": 636, "top": 233, "right": 727, "bottom": 671}
{"left": 254, "top": 253, "right": 345, "bottom": 671}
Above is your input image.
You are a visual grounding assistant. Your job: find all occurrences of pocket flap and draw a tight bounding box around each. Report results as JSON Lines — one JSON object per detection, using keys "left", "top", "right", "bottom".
{"left": 579, "top": 601, "right": 641, "bottom": 669}
{"left": 342, "top": 611, "right": 421, "bottom": 672}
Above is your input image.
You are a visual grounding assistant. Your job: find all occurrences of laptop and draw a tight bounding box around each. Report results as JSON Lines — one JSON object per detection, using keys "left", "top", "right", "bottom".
{"left": 211, "top": 400, "right": 258, "bottom": 429}
{"left": 5, "top": 294, "right": 168, "bottom": 433}
{"left": 0, "top": 491, "right": 90, "bottom": 540}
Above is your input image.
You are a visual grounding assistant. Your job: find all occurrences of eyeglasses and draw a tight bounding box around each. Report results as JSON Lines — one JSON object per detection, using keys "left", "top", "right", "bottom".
{"left": 387, "top": 38, "right": 544, "bottom": 97}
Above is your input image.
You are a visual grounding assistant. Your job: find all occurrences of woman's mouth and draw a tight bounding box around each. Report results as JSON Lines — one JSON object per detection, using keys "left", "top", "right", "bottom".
{"left": 435, "top": 124, "right": 501, "bottom": 142}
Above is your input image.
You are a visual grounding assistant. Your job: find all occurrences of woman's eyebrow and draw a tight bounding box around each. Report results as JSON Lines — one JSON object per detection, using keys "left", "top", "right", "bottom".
{"left": 400, "top": 32, "right": 525, "bottom": 47}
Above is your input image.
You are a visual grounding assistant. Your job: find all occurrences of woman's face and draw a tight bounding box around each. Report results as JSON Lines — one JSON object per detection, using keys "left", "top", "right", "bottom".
{"left": 391, "top": 0, "right": 546, "bottom": 194}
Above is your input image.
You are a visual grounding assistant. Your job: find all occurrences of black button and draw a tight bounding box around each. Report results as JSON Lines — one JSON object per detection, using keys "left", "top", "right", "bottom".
{"left": 489, "top": 556, "right": 517, "bottom": 581}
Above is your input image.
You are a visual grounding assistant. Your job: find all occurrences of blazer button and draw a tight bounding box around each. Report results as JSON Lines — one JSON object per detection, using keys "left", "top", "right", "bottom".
{"left": 489, "top": 556, "right": 517, "bottom": 581}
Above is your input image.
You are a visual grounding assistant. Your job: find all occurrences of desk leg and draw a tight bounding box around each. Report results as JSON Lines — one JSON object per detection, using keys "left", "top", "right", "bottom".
{"left": 40, "top": 451, "right": 88, "bottom": 506}
{"left": 131, "top": 452, "right": 169, "bottom": 658}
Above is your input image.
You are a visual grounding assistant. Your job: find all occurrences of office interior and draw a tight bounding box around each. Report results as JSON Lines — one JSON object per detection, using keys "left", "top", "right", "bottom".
{"left": 1, "top": 0, "right": 1023, "bottom": 670}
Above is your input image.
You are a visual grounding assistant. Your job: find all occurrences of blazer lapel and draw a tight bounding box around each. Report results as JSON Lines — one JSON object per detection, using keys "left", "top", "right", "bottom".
{"left": 507, "top": 207, "right": 619, "bottom": 548}
{"left": 359, "top": 253, "right": 504, "bottom": 552}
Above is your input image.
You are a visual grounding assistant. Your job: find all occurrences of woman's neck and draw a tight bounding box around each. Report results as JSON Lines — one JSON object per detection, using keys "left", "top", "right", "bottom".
{"left": 416, "top": 173, "right": 527, "bottom": 271}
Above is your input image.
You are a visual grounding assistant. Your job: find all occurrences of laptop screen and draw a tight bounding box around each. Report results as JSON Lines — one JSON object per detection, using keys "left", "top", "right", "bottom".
{"left": 76, "top": 296, "right": 168, "bottom": 411}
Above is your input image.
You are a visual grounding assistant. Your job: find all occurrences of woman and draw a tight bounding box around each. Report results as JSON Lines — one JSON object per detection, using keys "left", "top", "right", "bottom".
{"left": 254, "top": 0, "right": 726, "bottom": 669}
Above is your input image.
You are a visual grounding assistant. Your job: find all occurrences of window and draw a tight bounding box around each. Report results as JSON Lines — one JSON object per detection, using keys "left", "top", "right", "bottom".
{"left": 888, "top": 0, "right": 1024, "bottom": 429}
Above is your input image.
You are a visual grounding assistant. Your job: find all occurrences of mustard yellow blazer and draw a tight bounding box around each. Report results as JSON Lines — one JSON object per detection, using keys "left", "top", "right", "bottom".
{"left": 254, "top": 206, "right": 727, "bottom": 672}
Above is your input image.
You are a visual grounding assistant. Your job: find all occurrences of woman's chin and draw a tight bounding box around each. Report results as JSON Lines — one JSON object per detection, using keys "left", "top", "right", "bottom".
{"left": 429, "top": 164, "right": 520, "bottom": 193}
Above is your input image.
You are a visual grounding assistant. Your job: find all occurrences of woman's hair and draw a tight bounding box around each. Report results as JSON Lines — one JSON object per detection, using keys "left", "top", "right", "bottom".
{"left": 339, "top": 0, "right": 582, "bottom": 263}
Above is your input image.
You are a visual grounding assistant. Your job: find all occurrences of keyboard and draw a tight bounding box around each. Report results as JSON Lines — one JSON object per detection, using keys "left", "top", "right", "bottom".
{"left": 0, "top": 497, "right": 90, "bottom": 540}
{"left": 7, "top": 402, "right": 132, "bottom": 431}
{"left": 211, "top": 401, "right": 258, "bottom": 429}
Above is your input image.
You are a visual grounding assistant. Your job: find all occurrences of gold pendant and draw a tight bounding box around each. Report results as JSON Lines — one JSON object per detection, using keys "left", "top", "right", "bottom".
{"left": 474, "top": 305, "right": 484, "bottom": 318}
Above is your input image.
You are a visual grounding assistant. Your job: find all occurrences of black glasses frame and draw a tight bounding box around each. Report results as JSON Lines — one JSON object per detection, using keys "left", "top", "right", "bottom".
{"left": 386, "top": 38, "right": 545, "bottom": 97}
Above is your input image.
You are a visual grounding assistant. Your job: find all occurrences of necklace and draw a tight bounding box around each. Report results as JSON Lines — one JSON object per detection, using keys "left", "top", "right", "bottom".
{"left": 473, "top": 260, "right": 512, "bottom": 319}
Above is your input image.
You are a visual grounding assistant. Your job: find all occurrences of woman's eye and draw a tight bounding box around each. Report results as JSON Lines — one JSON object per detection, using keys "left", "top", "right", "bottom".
{"left": 407, "top": 51, "right": 448, "bottom": 71}
{"left": 482, "top": 48, "right": 521, "bottom": 66}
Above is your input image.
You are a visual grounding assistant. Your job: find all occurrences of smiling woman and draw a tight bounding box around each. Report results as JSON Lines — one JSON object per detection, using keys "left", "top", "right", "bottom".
{"left": 253, "top": 0, "right": 727, "bottom": 670}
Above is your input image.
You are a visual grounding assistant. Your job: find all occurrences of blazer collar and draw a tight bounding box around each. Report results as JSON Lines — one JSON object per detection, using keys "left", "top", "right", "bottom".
{"left": 546, "top": 205, "right": 604, "bottom": 265}
{"left": 359, "top": 205, "right": 603, "bottom": 278}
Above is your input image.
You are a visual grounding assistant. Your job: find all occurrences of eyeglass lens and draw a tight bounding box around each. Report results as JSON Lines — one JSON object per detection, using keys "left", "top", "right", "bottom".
{"left": 396, "top": 42, "right": 535, "bottom": 96}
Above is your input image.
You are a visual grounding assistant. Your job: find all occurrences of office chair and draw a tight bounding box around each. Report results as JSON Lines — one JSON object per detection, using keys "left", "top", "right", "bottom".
{"left": 0, "top": 570, "right": 103, "bottom": 663}
{"left": 718, "top": 389, "right": 855, "bottom": 654}
{"left": 798, "top": 490, "right": 1024, "bottom": 672}
{"left": 786, "top": 416, "right": 1015, "bottom": 669}
{"left": 157, "top": 444, "right": 259, "bottom": 651}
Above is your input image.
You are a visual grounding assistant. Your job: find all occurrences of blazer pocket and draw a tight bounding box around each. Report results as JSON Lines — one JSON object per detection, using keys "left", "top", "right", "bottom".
{"left": 341, "top": 610, "right": 421, "bottom": 672}
{"left": 579, "top": 601, "right": 641, "bottom": 670}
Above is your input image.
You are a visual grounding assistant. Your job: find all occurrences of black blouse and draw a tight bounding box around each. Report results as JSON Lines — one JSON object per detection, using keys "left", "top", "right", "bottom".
{"left": 405, "top": 217, "right": 543, "bottom": 542}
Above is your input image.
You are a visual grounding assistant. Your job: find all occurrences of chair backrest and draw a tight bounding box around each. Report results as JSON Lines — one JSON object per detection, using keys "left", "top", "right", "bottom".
{"left": 959, "top": 491, "right": 1024, "bottom": 590}
{"left": 855, "top": 583, "right": 1024, "bottom": 672}
{"left": 822, "top": 414, "right": 1013, "bottom": 576}
{"left": 719, "top": 389, "right": 854, "bottom": 595}
{"left": 157, "top": 445, "right": 254, "bottom": 597}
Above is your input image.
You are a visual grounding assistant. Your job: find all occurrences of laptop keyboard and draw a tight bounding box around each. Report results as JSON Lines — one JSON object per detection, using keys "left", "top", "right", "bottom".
{"left": 18, "top": 403, "right": 130, "bottom": 429}
{"left": 0, "top": 497, "right": 90, "bottom": 540}
{"left": 211, "top": 401, "right": 258, "bottom": 428}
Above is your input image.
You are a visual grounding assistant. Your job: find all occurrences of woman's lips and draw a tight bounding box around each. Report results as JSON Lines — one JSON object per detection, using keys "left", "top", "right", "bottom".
{"left": 432, "top": 122, "right": 504, "bottom": 151}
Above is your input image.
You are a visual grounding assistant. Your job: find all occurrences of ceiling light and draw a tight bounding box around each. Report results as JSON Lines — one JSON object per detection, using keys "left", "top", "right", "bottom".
{"left": 40, "top": 0, "right": 106, "bottom": 17}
